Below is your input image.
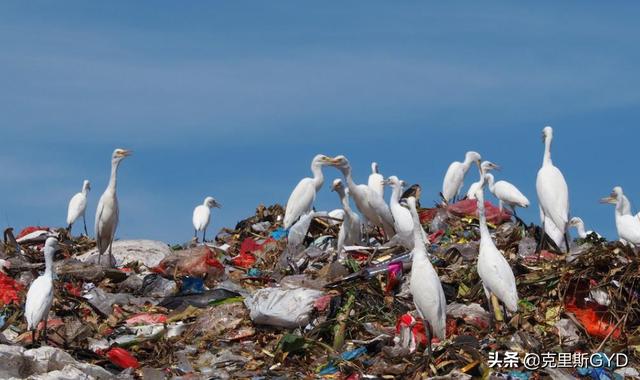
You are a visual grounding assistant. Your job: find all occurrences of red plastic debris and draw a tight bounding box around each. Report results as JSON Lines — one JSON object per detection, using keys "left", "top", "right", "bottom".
{"left": 63, "top": 282, "right": 82, "bottom": 297}
{"left": 446, "top": 318, "right": 458, "bottom": 336}
{"left": 419, "top": 209, "right": 437, "bottom": 224}
{"left": 428, "top": 229, "right": 445, "bottom": 244}
{"left": 107, "top": 347, "right": 140, "bottom": 369}
{"left": 564, "top": 296, "right": 621, "bottom": 340}
{"left": 385, "top": 262, "right": 403, "bottom": 295}
{"left": 17, "top": 226, "right": 50, "bottom": 239}
{"left": 231, "top": 237, "right": 275, "bottom": 268}
{"left": 314, "top": 295, "right": 332, "bottom": 312}
{"left": 125, "top": 313, "right": 168, "bottom": 326}
{"left": 563, "top": 279, "right": 622, "bottom": 340}
{"left": 0, "top": 272, "right": 24, "bottom": 306}
{"left": 396, "top": 313, "right": 427, "bottom": 346}
{"left": 447, "top": 199, "right": 512, "bottom": 225}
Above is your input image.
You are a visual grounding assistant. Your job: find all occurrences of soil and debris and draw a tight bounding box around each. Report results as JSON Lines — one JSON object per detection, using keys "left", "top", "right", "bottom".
{"left": 0, "top": 200, "right": 638, "bottom": 379}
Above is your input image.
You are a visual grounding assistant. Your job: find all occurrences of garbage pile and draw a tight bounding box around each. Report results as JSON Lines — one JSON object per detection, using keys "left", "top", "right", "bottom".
{"left": 1, "top": 201, "right": 639, "bottom": 379}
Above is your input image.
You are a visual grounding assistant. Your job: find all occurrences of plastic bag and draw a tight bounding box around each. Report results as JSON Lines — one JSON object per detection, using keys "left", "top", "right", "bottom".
{"left": 244, "top": 286, "right": 323, "bottom": 328}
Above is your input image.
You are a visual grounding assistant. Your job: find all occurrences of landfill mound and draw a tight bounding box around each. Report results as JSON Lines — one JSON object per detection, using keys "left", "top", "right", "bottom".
{"left": 0, "top": 201, "right": 638, "bottom": 379}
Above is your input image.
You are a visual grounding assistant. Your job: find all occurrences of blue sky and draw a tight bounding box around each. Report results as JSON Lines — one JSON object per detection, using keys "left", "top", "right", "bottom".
{"left": 1, "top": 2, "right": 639, "bottom": 243}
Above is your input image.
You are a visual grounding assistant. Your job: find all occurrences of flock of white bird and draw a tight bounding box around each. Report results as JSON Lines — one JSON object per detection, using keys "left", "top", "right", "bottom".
{"left": 280, "top": 125, "right": 639, "bottom": 350}
{"left": 22, "top": 126, "right": 640, "bottom": 348}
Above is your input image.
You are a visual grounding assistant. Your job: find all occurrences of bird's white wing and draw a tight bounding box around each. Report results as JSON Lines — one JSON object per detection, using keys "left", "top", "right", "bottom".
{"left": 410, "top": 260, "right": 447, "bottom": 339}
{"left": 368, "top": 173, "right": 384, "bottom": 198}
{"left": 536, "top": 165, "right": 569, "bottom": 230}
{"left": 442, "top": 162, "right": 464, "bottom": 202}
{"left": 95, "top": 192, "right": 118, "bottom": 255}
{"left": 618, "top": 215, "right": 640, "bottom": 245}
{"left": 367, "top": 190, "right": 396, "bottom": 237}
{"left": 478, "top": 246, "right": 519, "bottom": 312}
{"left": 192, "top": 205, "right": 211, "bottom": 231}
{"left": 67, "top": 193, "right": 87, "bottom": 225}
{"left": 466, "top": 180, "right": 481, "bottom": 200}
{"left": 24, "top": 276, "right": 53, "bottom": 330}
{"left": 494, "top": 181, "right": 529, "bottom": 207}
{"left": 283, "top": 178, "right": 316, "bottom": 229}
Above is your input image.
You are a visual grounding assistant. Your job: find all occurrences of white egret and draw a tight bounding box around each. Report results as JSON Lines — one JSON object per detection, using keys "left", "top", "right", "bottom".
{"left": 327, "top": 208, "right": 345, "bottom": 226}
{"left": 24, "top": 237, "right": 58, "bottom": 344}
{"left": 331, "top": 179, "right": 362, "bottom": 258}
{"left": 475, "top": 186, "right": 519, "bottom": 317}
{"left": 66, "top": 180, "right": 91, "bottom": 235}
{"left": 330, "top": 155, "right": 395, "bottom": 238}
{"left": 540, "top": 209, "right": 566, "bottom": 249}
{"left": 384, "top": 176, "right": 414, "bottom": 250}
{"left": 368, "top": 162, "right": 384, "bottom": 198}
{"left": 466, "top": 161, "right": 499, "bottom": 200}
{"left": 193, "top": 196, "right": 222, "bottom": 242}
{"left": 536, "top": 126, "right": 570, "bottom": 252}
{"left": 442, "top": 151, "right": 481, "bottom": 203}
{"left": 95, "top": 148, "right": 131, "bottom": 266}
{"left": 568, "top": 217, "right": 599, "bottom": 239}
{"left": 601, "top": 186, "right": 640, "bottom": 246}
{"left": 406, "top": 196, "right": 447, "bottom": 353}
{"left": 283, "top": 155, "right": 334, "bottom": 229}
{"left": 485, "top": 173, "right": 530, "bottom": 215}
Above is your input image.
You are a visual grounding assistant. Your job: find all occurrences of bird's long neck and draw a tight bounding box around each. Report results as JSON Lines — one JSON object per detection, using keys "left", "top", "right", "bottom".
{"left": 462, "top": 156, "right": 475, "bottom": 173}
{"left": 485, "top": 174, "right": 495, "bottom": 193}
{"left": 311, "top": 164, "right": 324, "bottom": 191}
{"left": 477, "top": 197, "right": 491, "bottom": 241}
{"left": 108, "top": 160, "right": 120, "bottom": 192}
{"left": 576, "top": 222, "right": 587, "bottom": 238}
{"left": 615, "top": 193, "right": 626, "bottom": 215}
{"left": 390, "top": 184, "right": 401, "bottom": 206}
{"left": 341, "top": 166, "right": 358, "bottom": 195}
{"left": 44, "top": 250, "right": 54, "bottom": 278}
{"left": 337, "top": 189, "right": 350, "bottom": 211}
{"left": 543, "top": 136, "right": 553, "bottom": 166}
{"left": 408, "top": 201, "right": 427, "bottom": 258}
{"left": 82, "top": 184, "right": 89, "bottom": 195}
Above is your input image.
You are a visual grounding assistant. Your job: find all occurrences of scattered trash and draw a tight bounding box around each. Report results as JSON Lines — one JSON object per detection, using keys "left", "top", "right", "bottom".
{"left": 0, "top": 198, "right": 636, "bottom": 378}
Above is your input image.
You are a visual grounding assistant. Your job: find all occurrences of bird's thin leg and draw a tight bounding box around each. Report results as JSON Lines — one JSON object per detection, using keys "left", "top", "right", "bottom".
{"left": 536, "top": 220, "right": 545, "bottom": 256}
{"left": 422, "top": 319, "right": 433, "bottom": 364}
{"left": 31, "top": 330, "right": 36, "bottom": 346}
{"left": 564, "top": 232, "right": 570, "bottom": 254}
{"left": 194, "top": 229, "right": 197, "bottom": 240}
{"left": 66, "top": 223, "right": 72, "bottom": 233}
{"left": 83, "top": 216, "right": 88, "bottom": 236}
{"left": 109, "top": 243, "right": 114, "bottom": 268}
{"left": 203, "top": 228, "right": 207, "bottom": 243}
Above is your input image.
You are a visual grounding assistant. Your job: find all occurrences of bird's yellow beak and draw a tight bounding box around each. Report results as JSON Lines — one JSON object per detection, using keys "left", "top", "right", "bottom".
{"left": 599, "top": 195, "right": 616, "bottom": 204}
{"left": 117, "top": 149, "right": 133, "bottom": 158}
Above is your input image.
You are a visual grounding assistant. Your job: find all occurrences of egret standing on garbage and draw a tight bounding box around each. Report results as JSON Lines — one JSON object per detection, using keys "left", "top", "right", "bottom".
{"left": 24, "top": 237, "right": 58, "bottom": 344}
{"left": 193, "top": 196, "right": 222, "bottom": 242}
{"left": 475, "top": 186, "right": 519, "bottom": 319}
{"left": 331, "top": 179, "right": 362, "bottom": 258}
{"left": 442, "top": 151, "right": 481, "bottom": 203}
{"left": 368, "top": 162, "right": 384, "bottom": 198}
{"left": 601, "top": 186, "right": 640, "bottom": 246}
{"left": 406, "top": 196, "right": 447, "bottom": 354}
{"left": 283, "top": 155, "right": 334, "bottom": 229}
{"left": 66, "top": 180, "right": 91, "bottom": 235}
{"left": 330, "top": 155, "right": 395, "bottom": 238}
{"left": 536, "top": 126, "right": 569, "bottom": 252}
{"left": 466, "top": 161, "right": 499, "bottom": 200}
{"left": 485, "top": 173, "right": 530, "bottom": 215}
{"left": 385, "top": 176, "right": 414, "bottom": 250}
{"left": 95, "top": 148, "right": 131, "bottom": 266}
